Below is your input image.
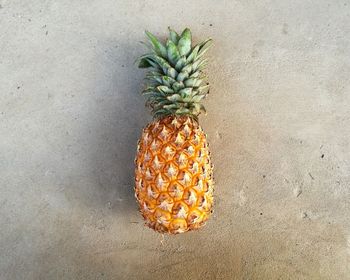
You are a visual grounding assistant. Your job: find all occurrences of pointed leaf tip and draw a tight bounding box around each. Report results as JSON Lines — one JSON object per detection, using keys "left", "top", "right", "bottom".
{"left": 168, "top": 27, "right": 180, "bottom": 44}
{"left": 166, "top": 40, "right": 180, "bottom": 65}
{"left": 145, "top": 30, "right": 168, "bottom": 58}
{"left": 178, "top": 28, "right": 192, "bottom": 56}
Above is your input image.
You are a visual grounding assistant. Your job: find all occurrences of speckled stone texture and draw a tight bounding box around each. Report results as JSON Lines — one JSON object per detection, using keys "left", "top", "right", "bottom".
{"left": 0, "top": 0, "right": 349, "bottom": 279}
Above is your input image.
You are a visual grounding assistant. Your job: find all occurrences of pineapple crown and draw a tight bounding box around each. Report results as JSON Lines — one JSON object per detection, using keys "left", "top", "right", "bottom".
{"left": 138, "top": 27, "right": 212, "bottom": 119}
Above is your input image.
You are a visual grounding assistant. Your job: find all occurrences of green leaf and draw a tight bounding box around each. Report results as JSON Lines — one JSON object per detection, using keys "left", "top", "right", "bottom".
{"left": 145, "top": 97, "right": 165, "bottom": 105}
{"left": 182, "top": 63, "right": 192, "bottom": 73}
{"left": 182, "top": 95, "right": 193, "bottom": 102}
{"left": 198, "top": 84, "right": 210, "bottom": 94}
{"left": 184, "top": 78, "right": 195, "bottom": 87}
{"left": 196, "top": 38, "right": 213, "bottom": 60}
{"left": 192, "top": 58, "right": 207, "bottom": 72}
{"left": 167, "top": 67, "right": 178, "bottom": 79}
{"left": 191, "top": 94, "right": 206, "bottom": 102}
{"left": 142, "top": 86, "right": 156, "bottom": 92}
{"left": 192, "top": 59, "right": 202, "bottom": 71}
{"left": 186, "top": 45, "right": 200, "bottom": 63}
{"left": 193, "top": 103, "right": 206, "bottom": 115}
{"left": 167, "top": 94, "right": 182, "bottom": 102}
{"left": 192, "top": 103, "right": 201, "bottom": 115}
{"left": 197, "top": 61, "right": 208, "bottom": 72}
{"left": 172, "top": 81, "right": 184, "bottom": 91}
{"left": 146, "top": 75, "right": 162, "bottom": 84}
{"left": 179, "top": 87, "right": 192, "bottom": 97}
{"left": 153, "top": 108, "right": 171, "bottom": 116}
{"left": 161, "top": 76, "right": 175, "bottom": 87}
{"left": 138, "top": 57, "right": 152, "bottom": 68}
{"left": 189, "top": 71, "right": 201, "bottom": 78}
{"left": 145, "top": 71, "right": 161, "bottom": 78}
{"left": 147, "top": 55, "right": 171, "bottom": 74}
{"left": 177, "top": 28, "right": 192, "bottom": 56}
{"left": 193, "top": 79, "right": 203, "bottom": 87}
{"left": 160, "top": 76, "right": 170, "bottom": 87}
{"left": 144, "top": 58, "right": 162, "bottom": 71}
{"left": 176, "top": 71, "right": 189, "bottom": 82}
{"left": 168, "top": 27, "right": 180, "bottom": 44}
{"left": 154, "top": 100, "right": 172, "bottom": 108}
{"left": 164, "top": 104, "right": 179, "bottom": 110}
{"left": 142, "top": 91, "right": 157, "bottom": 97}
{"left": 145, "top": 72, "right": 163, "bottom": 84}
{"left": 175, "top": 108, "right": 191, "bottom": 115}
{"left": 174, "top": 56, "right": 187, "bottom": 71}
{"left": 149, "top": 70, "right": 162, "bottom": 76}
{"left": 146, "top": 93, "right": 162, "bottom": 99}
{"left": 184, "top": 78, "right": 203, "bottom": 87}
{"left": 145, "top": 72, "right": 161, "bottom": 79}
{"left": 157, "top": 85, "right": 174, "bottom": 94}
{"left": 136, "top": 53, "right": 156, "bottom": 66}
{"left": 166, "top": 40, "right": 180, "bottom": 66}
{"left": 145, "top": 31, "right": 167, "bottom": 58}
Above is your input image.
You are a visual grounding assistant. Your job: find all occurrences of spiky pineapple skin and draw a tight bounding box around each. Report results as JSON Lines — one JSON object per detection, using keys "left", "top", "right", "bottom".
{"left": 135, "top": 116, "right": 214, "bottom": 234}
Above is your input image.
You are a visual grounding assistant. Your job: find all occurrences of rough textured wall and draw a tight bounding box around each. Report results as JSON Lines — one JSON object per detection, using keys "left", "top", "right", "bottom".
{"left": 1, "top": 0, "right": 349, "bottom": 279}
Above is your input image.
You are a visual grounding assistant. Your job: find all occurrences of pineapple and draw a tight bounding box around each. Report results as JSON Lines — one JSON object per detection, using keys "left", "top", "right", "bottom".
{"left": 135, "top": 27, "right": 214, "bottom": 234}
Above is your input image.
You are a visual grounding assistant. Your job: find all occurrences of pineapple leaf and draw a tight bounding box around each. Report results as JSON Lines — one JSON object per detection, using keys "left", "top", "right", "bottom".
{"left": 167, "top": 94, "right": 182, "bottom": 102}
{"left": 182, "top": 63, "right": 192, "bottom": 73}
{"left": 144, "top": 58, "right": 162, "bottom": 71}
{"left": 193, "top": 79, "right": 203, "bottom": 87}
{"left": 138, "top": 28, "right": 212, "bottom": 119}
{"left": 153, "top": 108, "right": 172, "bottom": 117}
{"left": 163, "top": 104, "right": 178, "bottom": 110}
{"left": 166, "top": 67, "right": 178, "bottom": 79}
{"left": 168, "top": 27, "right": 180, "bottom": 44}
{"left": 138, "top": 57, "right": 152, "bottom": 68}
{"left": 196, "top": 61, "right": 208, "bottom": 72}
{"left": 182, "top": 95, "right": 193, "bottom": 102}
{"left": 184, "top": 78, "right": 203, "bottom": 87}
{"left": 189, "top": 71, "right": 200, "bottom": 78}
{"left": 161, "top": 76, "right": 175, "bottom": 87}
{"left": 149, "top": 55, "right": 171, "bottom": 74}
{"left": 145, "top": 31, "right": 167, "bottom": 58}
{"left": 149, "top": 71, "right": 162, "bottom": 76}
{"left": 146, "top": 75, "right": 162, "bottom": 84}
{"left": 172, "top": 81, "right": 185, "bottom": 91}
{"left": 186, "top": 45, "right": 200, "bottom": 63}
{"left": 196, "top": 38, "right": 213, "bottom": 60}
{"left": 166, "top": 40, "right": 180, "bottom": 66}
{"left": 177, "top": 28, "right": 192, "bottom": 56}
{"left": 174, "top": 56, "right": 187, "bottom": 71}
{"left": 142, "top": 86, "right": 156, "bottom": 93}
{"left": 193, "top": 103, "right": 207, "bottom": 115}
{"left": 179, "top": 87, "right": 193, "bottom": 97}
{"left": 198, "top": 84, "right": 210, "bottom": 94}
{"left": 176, "top": 71, "right": 189, "bottom": 82}
{"left": 154, "top": 100, "right": 172, "bottom": 108}
{"left": 143, "top": 93, "right": 162, "bottom": 100}
{"left": 192, "top": 103, "right": 201, "bottom": 115}
{"left": 175, "top": 108, "right": 191, "bottom": 115}
{"left": 157, "top": 85, "right": 174, "bottom": 94}
{"left": 192, "top": 58, "right": 208, "bottom": 72}
{"left": 191, "top": 94, "right": 206, "bottom": 102}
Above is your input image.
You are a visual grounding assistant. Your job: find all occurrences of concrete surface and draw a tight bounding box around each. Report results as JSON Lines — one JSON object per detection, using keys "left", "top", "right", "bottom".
{"left": 1, "top": 0, "right": 350, "bottom": 279}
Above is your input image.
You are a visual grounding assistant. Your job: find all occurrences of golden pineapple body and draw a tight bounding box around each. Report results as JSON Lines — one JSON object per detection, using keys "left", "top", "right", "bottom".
{"left": 135, "top": 116, "right": 214, "bottom": 234}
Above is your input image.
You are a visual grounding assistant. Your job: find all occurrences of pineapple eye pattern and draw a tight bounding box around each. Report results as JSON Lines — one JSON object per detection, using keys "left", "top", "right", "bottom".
{"left": 135, "top": 116, "right": 214, "bottom": 234}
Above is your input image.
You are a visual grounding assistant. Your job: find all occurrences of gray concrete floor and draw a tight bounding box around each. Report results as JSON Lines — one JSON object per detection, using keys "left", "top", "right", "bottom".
{"left": 1, "top": 0, "right": 350, "bottom": 279}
